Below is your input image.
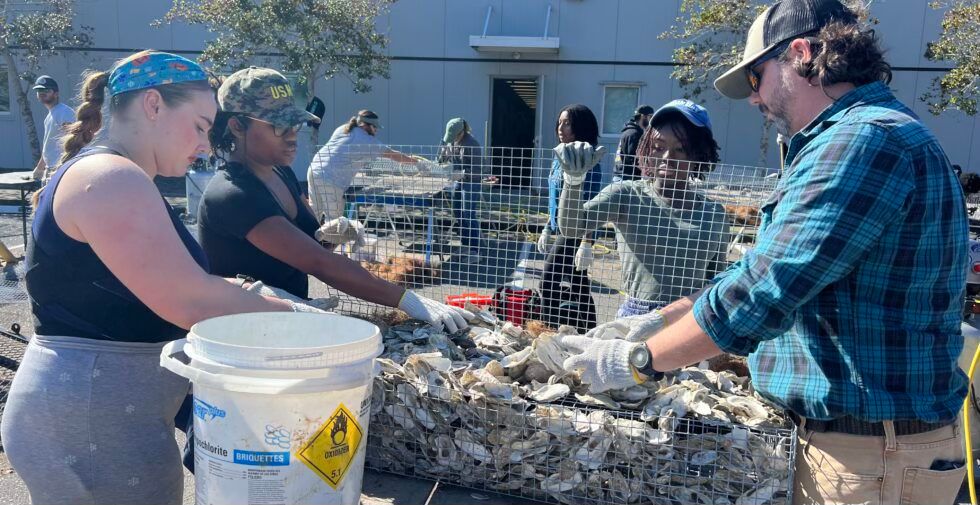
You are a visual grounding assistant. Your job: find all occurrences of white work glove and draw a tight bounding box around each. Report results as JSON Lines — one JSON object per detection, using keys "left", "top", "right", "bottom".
{"left": 562, "top": 335, "right": 640, "bottom": 393}
{"left": 398, "top": 290, "right": 474, "bottom": 333}
{"left": 574, "top": 241, "right": 594, "bottom": 271}
{"left": 537, "top": 227, "right": 554, "bottom": 255}
{"left": 554, "top": 141, "right": 606, "bottom": 186}
{"left": 244, "top": 280, "right": 339, "bottom": 312}
{"left": 315, "top": 217, "right": 366, "bottom": 248}
{"left": 584, "top": 310, "right": 666, "bottom": 343}
{"left": 287, "top": 300, "right": 329, "bottom": 314}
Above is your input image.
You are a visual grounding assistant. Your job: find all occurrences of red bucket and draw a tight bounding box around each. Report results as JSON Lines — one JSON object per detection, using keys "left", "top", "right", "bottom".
{"left": 446, "top": 293, "right": 496, "bottom": 310}
{"left": 494, "top": 287, "right": 537, "bottom": 326}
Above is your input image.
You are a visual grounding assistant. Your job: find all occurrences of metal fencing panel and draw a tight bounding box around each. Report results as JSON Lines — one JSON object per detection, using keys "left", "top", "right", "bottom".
{"left": 309, "top": 143, "right": 794, "bottom": 503}
{"left": 307, "top": 143, "right": 777, "bottom": 329}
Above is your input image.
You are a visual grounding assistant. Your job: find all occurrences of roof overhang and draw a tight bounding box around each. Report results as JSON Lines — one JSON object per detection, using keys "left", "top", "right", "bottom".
{"left": 469, "top": 36, "right": 559, "bottom": 54}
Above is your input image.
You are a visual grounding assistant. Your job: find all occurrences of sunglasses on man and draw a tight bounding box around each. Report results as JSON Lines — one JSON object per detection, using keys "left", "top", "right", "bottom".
{"left": 747, "top": 37, "right": 826, "bottom": 92}
{"left": 747, "top": 40, "right": 792, "bottom": 93}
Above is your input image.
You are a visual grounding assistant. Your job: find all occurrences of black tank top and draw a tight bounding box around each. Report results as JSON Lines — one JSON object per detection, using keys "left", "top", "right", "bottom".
{"left": 26, "top": 148, "right": 210, "bottom": 342}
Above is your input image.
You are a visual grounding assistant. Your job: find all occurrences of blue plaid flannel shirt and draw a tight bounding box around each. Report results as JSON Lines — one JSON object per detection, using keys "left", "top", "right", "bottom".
{"left": 693, "top": 82, "right": 969, "bottom": 422}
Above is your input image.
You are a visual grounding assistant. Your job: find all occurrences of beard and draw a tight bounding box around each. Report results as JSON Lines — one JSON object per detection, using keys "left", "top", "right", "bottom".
{"left": 759, "top": 82, "right": 793, "bottom": 136}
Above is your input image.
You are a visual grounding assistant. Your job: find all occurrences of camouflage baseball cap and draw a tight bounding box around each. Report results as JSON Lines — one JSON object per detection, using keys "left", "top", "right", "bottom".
{"left": 217, "top": 66, "right": 319, "bottom": 127}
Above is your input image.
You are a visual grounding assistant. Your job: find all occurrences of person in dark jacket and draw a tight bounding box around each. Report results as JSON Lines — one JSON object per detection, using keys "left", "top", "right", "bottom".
{"left": 615, "top": 104, "right": 654, "bottom": 181}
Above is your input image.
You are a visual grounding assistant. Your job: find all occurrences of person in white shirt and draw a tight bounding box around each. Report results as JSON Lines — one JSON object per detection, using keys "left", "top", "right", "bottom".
{"left": 306, "top": 110, "right": 418, "bottom": 227}
{"left": 31, "top": 75, "right": 76, "bottom": 182}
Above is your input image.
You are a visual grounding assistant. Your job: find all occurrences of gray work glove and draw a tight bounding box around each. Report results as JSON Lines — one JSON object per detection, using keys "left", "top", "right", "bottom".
{"left": 537, "top": 227, "right": 554, "bottom": 255}
{"left": 562, "top": 335, "right": 641, "bottom": 393}
{"left": 574, "top": 241, "right": 594, "bottom": 271}
{"left": 243, "top": 280, "right": 339, "bottom": 312}
{"left": 315, "top": 217, "right": 366, "bottom": 249}
{"left": 554, "top": 141, "right": 606, "bottom": 186}
{"left": 398, "top": 290, "right": 474, "bottom": 333}
{"left": 584, "top": 310, "right": 666, "bottom": 343}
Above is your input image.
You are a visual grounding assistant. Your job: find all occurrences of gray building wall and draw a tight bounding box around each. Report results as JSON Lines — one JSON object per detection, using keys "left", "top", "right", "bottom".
{"left": 1, "top": 0, "right": 976, "bottom": 185}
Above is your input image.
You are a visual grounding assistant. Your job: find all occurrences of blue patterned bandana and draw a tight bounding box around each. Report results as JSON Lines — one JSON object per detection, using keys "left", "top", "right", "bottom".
{"left": 108, "top": 52, "right": 207, "bottom": 97}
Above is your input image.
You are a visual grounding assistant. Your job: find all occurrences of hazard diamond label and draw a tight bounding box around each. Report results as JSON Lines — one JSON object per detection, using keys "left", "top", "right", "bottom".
{"left": 296, "top": 403, "right": 363, "bottom": 489}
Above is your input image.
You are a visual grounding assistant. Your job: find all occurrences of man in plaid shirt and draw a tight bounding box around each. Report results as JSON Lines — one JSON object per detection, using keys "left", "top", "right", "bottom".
{"left": 563, "top": 1, "right": 970, "bottom": 502}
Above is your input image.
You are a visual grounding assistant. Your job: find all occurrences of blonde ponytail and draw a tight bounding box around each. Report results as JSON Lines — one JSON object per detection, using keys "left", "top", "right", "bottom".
{"left": 60, "top": 70, "right": 109, "bottom": 164}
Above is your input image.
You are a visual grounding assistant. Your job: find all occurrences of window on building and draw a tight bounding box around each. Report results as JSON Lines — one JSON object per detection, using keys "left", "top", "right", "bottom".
{"left": 601, "top": 85, "right": 639, "bottom": 136}
{"left": 0, "top": 66, "right": 9, "bottom": 113}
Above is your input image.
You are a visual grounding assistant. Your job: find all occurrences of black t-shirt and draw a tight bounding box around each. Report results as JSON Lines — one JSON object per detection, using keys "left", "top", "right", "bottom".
{"left": 199, "top": 163, "right": 319, "bottom": 298}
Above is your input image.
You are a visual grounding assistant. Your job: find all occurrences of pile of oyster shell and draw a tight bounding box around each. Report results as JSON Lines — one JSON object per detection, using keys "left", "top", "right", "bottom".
{"left": 366, "top": 307, "right": 794, "bottom": 505}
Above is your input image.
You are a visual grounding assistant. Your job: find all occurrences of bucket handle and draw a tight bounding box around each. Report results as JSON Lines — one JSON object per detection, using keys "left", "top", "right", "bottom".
{"left": 160, "top": 339, "right": 379, "bottom": 393}
{"left": 161, "top": 339, "right": 214, "bottom": 383}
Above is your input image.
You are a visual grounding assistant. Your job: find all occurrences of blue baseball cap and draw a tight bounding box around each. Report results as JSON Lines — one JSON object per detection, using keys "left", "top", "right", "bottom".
{"left": 650, "top": 99, "right": 713, "bottom": 131}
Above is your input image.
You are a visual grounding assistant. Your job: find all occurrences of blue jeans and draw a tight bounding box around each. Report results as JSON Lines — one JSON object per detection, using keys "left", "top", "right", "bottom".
{"left": 452, "top": 182, "right": 482, "bottom": 250}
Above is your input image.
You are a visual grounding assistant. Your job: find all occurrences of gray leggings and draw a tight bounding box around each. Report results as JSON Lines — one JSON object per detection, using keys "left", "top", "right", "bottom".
{"left": 1, "top": 334, "right": 189, "bottom": 505}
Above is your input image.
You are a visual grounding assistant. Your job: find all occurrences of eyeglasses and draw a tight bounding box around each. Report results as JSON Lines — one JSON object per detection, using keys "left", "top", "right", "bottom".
{"left": 244, "top": 116, "right": 304, "bottom": 137}
{"left": 746, "top": 40, "right": 792, "bottom": 92}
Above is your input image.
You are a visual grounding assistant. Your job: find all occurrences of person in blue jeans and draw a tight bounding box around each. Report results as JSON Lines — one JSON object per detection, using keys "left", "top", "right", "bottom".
{"left": 438, "top": 118, "right": 484, "bottom": 263}
{"left": 537, "top": 104, "right": 602, "bottom": 332}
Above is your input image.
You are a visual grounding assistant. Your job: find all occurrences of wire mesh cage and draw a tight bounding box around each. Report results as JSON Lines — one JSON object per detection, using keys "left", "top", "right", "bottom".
{"left": 307, "top": 143, "right": 778, "bottom": 328}
{"left": 364, "top": 316, "right": 797, "bottom": 505}
{"left": 306, "top": 142, "right": 792, "bottom": 502}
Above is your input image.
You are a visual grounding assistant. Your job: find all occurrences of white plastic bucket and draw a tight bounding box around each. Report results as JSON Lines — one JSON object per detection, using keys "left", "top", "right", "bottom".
{"left": 161, "top": 312, "right": 382, "bottom": 505}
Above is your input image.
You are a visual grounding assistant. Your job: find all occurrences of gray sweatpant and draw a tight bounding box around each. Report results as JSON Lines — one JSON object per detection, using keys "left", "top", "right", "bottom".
{"left": 1, "top": 334, "right": 189, "bottom": 505}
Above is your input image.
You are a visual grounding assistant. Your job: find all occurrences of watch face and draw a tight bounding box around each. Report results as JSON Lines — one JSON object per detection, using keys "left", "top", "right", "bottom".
{"left": 629, "top": 345, "right": 649, "bottom": 368}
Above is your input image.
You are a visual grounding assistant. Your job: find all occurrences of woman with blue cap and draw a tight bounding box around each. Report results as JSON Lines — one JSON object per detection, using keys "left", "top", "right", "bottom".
{"left": 556, "top": 99, "right": 730, "bottom": 332}
{"left": 0, "top": 51, "right": 317, "bottom": 504}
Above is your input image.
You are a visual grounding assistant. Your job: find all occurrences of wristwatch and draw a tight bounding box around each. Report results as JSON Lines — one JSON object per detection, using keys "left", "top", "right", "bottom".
{"left": 628, "top": 343, "right": 664, "bottom": 382}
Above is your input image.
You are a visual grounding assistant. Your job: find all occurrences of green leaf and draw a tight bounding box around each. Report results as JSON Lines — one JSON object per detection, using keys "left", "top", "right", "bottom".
{"left": 158, "top": 0, "right": 393, "bottom": 93}
{"left": 923, "top": 0, "right": 980, "bottom": 115}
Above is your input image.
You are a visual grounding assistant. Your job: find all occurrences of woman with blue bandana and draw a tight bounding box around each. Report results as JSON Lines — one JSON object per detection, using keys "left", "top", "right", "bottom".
{"left": 0, "top": 51, "right": 315, "bottom": 504}
{"left": 556, "top": 100, "right": 730, "bottom": 337}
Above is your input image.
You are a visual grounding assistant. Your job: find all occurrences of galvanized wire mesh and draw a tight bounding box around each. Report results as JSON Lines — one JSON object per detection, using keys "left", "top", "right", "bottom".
{"left": 307, "top": 144, "right": 776, "bottom": 329}
{"left": 365, "top": 353, "right": 796, "bottom": 505}
{"left": 307, "top": 143, "right": 793, "bottom": 502}
{"left": 0, "top": 262, "right": 29, "bottom": 304}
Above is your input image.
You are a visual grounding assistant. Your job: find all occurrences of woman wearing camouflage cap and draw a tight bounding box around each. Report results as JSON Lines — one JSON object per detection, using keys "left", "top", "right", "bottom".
{"left": 1, "top": 51, "right": 308, "bottom": 505}
{"left": 200, "top": 66, "right": 473, "bottom": 333}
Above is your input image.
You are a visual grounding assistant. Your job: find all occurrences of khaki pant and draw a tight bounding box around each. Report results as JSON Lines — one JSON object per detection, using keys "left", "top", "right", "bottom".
{"left": 309, "top": 180, "right": 347, "bottom": 223}
{"left": 792, "top": 418, "right": 966, "bottom": 505}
